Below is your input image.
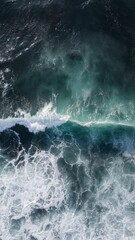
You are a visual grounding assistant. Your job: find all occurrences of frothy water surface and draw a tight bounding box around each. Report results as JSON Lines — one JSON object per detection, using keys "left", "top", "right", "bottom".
{"left": 1, "top": 0, "right": 135, "bottom": 239}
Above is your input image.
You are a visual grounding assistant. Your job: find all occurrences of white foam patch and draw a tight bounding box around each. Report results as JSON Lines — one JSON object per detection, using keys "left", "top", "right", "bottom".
{"left": 0, "top": 148, "right": 87, "bottom": 240}
{"left": 74, "top": 119, "right": 135, "bottom": 128}
{"left": 0, "top": 146, "right": 135, "bottom": 239}
{"left": 0, "top": 103, "right": 69, "bottom": 133}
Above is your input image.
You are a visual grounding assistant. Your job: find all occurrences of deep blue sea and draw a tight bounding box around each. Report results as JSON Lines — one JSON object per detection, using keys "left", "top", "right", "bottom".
{"left": 1, "top": 1, "right": 135, "bottom": 239}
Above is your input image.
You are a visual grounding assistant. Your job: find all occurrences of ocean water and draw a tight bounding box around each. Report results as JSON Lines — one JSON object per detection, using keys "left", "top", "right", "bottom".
{"left": 1, "top": 1, "right": 135, "bottom": 239}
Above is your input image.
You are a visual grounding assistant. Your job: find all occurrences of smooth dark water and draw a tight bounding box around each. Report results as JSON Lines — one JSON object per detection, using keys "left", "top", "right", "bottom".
{"left": 1, "top": 1, "right": 135, "bottom": 239}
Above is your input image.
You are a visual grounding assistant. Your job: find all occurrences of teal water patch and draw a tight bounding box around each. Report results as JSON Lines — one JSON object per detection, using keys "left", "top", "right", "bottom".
{"left": 5, "top": 38, "right": 134, "bottom": 124}
{"left": 1, "top": 35, "right": 135, "bottom": 123}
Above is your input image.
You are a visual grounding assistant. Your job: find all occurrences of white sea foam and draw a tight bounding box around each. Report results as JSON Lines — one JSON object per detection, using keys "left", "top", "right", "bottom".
{"left": 74, "top": 119, "right": 135, "bottom": 128}
{"left": 0, "top": 103, "right": 69, "bottom": 133}
{"left": 0, "top": 144, "right": 135, "bottom": 239}
{"left": 0, "top": 98, "right": 135, "bottom": 135}
{"left": 0, "top": 148, "right": 87, "bottom": 240}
